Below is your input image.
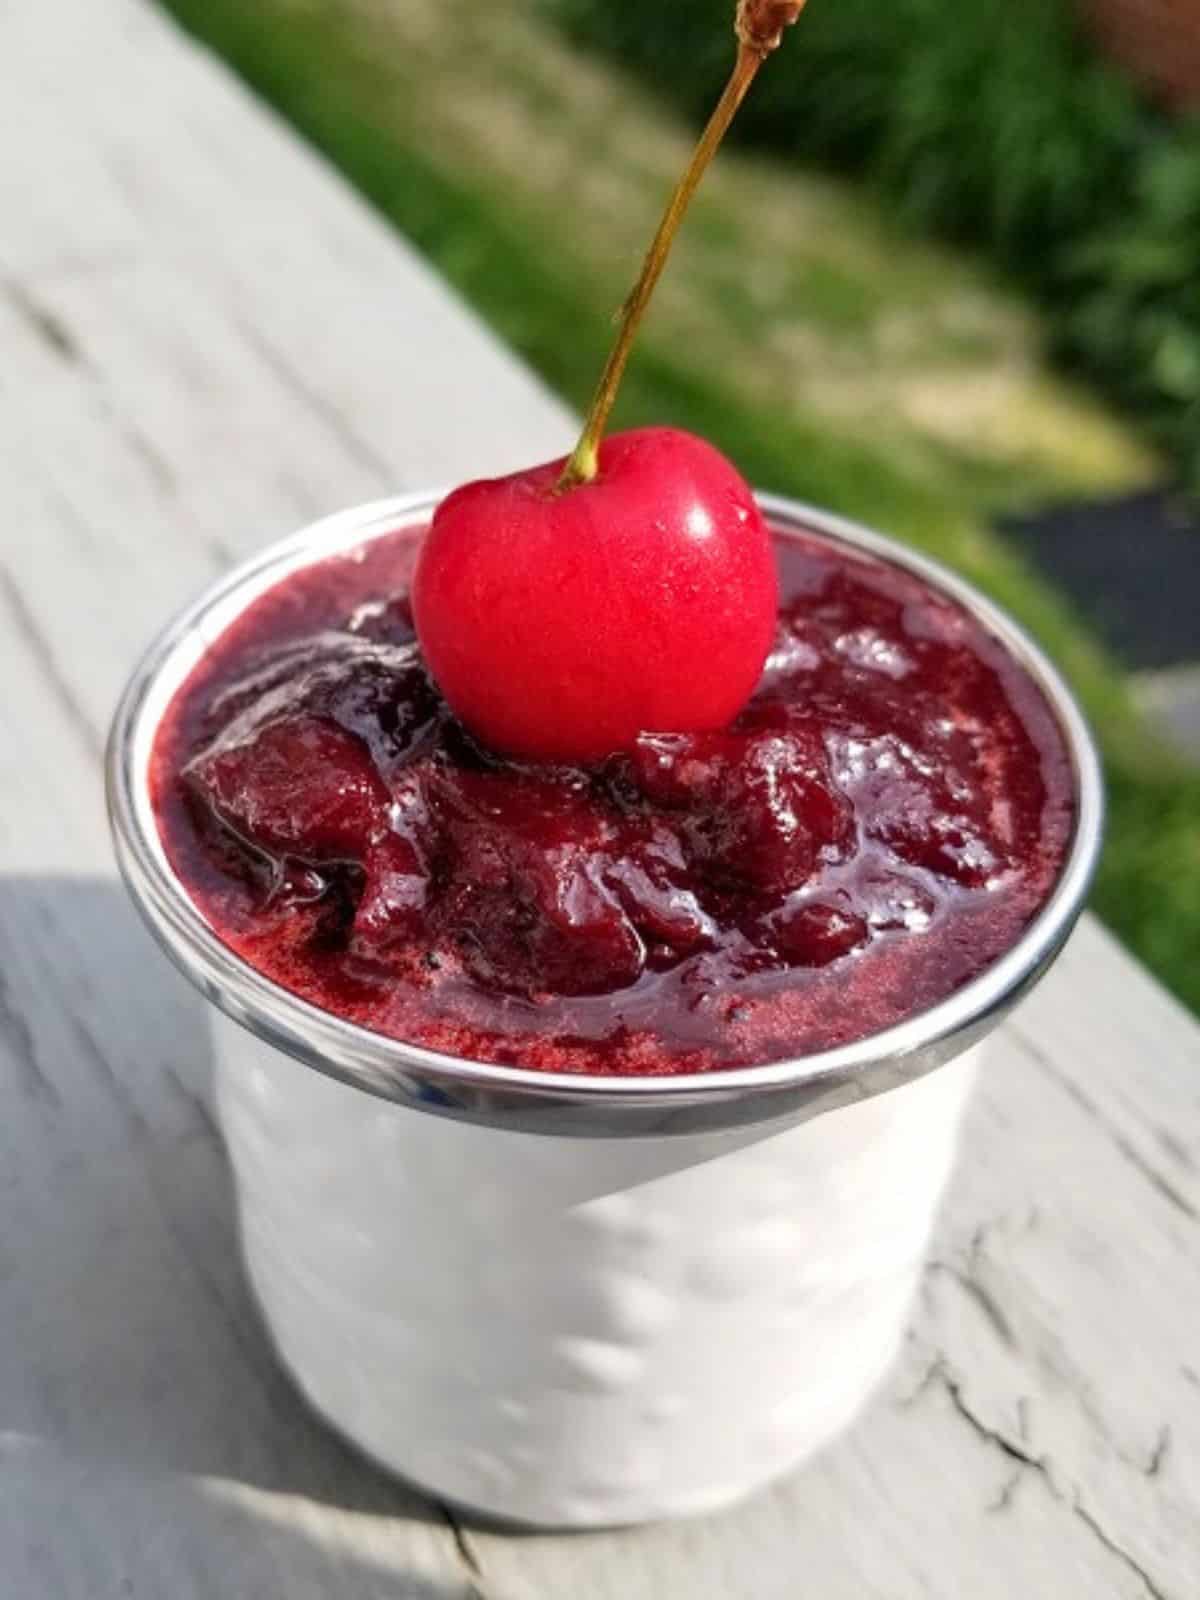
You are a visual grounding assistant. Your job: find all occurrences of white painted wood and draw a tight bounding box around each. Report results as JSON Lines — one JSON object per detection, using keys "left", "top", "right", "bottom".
{"left": 0, "top": 0, "right": 1197, "bottom": 1592}
{"left": 470, "top": 922, "right": 1200, "bottom": 1599}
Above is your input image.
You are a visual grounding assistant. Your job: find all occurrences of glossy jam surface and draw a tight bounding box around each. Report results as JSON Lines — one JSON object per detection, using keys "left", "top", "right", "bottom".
{"left": 152, "top": 526, "right": 1074, "bottom": 1075}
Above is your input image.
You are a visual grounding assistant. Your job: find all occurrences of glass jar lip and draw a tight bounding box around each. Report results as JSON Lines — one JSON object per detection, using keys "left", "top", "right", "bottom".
{"left": 106, "top": 490, "right": 1104, "bottom": 1138}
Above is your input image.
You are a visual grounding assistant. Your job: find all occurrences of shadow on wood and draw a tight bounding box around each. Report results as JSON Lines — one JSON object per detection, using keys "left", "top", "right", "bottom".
{"left": 0, "top": 875, "right": 463, "bottom": 1541}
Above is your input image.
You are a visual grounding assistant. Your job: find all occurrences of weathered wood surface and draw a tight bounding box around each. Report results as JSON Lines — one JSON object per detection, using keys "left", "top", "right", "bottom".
{"left": 1, "top": 0, "right": 1198, "bottom": 1594}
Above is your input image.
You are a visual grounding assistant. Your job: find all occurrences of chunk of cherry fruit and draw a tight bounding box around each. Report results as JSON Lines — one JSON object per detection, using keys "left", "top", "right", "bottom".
{"left": 630, "top": 713, "right": 854, "bottom": 895}
{"left": 184, "top": 712, "right": 431, "bottom": 947}
{"left": 427, "top": 768, "right": 714, "bottom": 995}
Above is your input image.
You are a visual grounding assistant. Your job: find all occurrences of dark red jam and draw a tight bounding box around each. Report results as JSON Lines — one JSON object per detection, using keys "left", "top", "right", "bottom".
{"left": 152, "top": 527, "right": 1074, "bottom": 1074}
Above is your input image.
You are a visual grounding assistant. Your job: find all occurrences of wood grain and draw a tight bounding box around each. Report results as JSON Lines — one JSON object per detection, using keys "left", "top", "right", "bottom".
{"left": 1, "top": 0, "right": 1197, "bottom": 1594}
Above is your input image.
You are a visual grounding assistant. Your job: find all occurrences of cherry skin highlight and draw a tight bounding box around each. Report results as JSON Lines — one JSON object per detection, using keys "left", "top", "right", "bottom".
{"left": 411, "top": 427, "right": 778, "bottom": 762}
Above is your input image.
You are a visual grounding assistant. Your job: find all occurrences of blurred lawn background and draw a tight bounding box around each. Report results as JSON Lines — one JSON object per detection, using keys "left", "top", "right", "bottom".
{"left": 558, "top": 0, "right": 1200, "bottom": 490}
{"left": 159, "top": 0, "right": 1200, "bottom": 1014}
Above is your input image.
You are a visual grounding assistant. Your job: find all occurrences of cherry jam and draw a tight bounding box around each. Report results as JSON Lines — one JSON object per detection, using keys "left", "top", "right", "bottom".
{"left": 152, "top": 527, "right": 1073, "bottom": 1075}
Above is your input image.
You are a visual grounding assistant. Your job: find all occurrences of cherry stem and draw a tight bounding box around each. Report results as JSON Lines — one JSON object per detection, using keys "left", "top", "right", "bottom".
{"left": 555, "top": 40, "right": 766, "bottom": 493}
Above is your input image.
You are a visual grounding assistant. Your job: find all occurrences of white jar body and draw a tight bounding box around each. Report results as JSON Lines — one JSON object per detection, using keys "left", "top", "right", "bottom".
{"left": 216, "top": 1017, "right": 978, "bottom": 1526}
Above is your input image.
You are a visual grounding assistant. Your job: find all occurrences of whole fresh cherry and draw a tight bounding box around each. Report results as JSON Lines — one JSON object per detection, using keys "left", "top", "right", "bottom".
{"left": 412, "top": 427, "right": 778, "bottom": 762}
{"left": 414, "top": 0, "right": 807, "bottom": 763}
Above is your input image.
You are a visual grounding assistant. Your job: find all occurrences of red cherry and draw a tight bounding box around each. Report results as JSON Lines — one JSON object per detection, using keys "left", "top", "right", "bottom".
{"left": 411, "top": 427, "right": 778, "bottom": 762}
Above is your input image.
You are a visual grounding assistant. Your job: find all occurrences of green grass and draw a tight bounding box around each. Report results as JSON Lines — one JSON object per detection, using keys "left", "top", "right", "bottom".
{"left": 157, "top": 0, "right": 1200, "bottom": 1015}
{"left": 553, "top": 0, "right": 1200, "bottom": 490}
